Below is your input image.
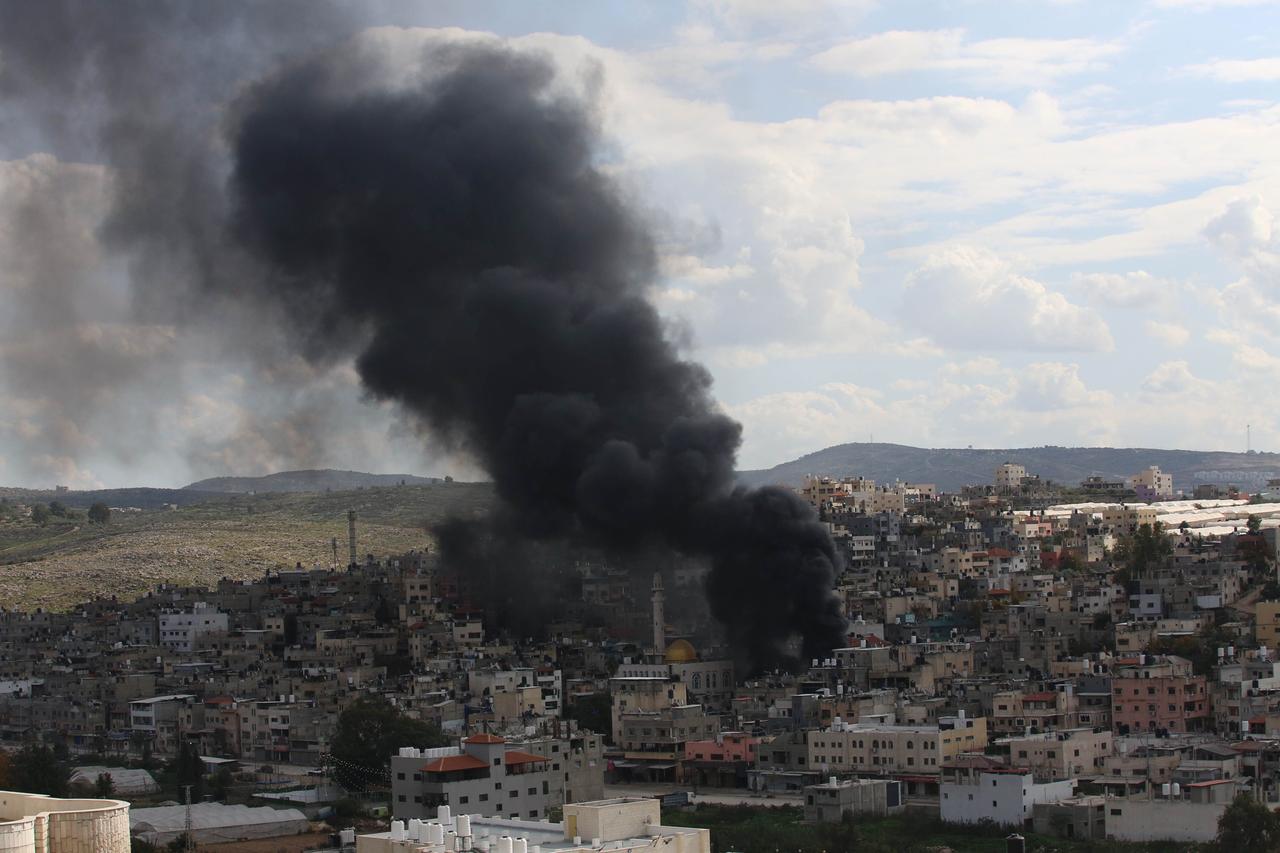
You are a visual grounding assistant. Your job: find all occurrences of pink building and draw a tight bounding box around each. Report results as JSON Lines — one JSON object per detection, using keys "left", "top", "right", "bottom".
{"left": 684, "top": 732, "right": 761, "bottom": 788}
{"left": 1111, "top": 655, "right": 1208, "bottom": 734}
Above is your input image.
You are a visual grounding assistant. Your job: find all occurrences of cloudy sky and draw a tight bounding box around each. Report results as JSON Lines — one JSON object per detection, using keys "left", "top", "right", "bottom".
{"left": 3, "top": 0, "right": 1280, "bottom": 488}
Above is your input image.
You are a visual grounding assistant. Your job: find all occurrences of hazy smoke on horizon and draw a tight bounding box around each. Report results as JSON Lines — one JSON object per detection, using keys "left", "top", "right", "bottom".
{"left": 0, "top": 5, "right": 846, "bottom": 669}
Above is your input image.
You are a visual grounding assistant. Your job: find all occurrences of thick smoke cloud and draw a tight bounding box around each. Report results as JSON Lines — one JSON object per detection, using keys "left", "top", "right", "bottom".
{"left": 226, "top": 44, "right": 846, "bottom": 670}
{"left": 0, "top": 4, "right": 846, "bottom": 670}
{"left": 0, "top": 1, "right": 423, "bottom": 486}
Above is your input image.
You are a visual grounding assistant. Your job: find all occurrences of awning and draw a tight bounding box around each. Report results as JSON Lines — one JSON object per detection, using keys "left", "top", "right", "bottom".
{"left": 610, "top": 761, "right": 638, "bottom": 769}
{"left": 643, "top": 763, "right": 677, "bottom": 770}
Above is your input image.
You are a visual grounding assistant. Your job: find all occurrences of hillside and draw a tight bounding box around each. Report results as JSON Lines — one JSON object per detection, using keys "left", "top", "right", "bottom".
{"left": 739, "top": 442, "right": 1280, "bottom": 492}
{"left": 0, "top": 482, "right": 492, "bottom": 612}
{"left": 184, "top": 468, "right": 442, "bottom": 493}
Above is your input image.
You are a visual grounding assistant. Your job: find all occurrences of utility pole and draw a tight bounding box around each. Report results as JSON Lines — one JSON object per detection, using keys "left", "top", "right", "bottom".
{"left": 183, "top": 784, "right": 196, "bottom": 852}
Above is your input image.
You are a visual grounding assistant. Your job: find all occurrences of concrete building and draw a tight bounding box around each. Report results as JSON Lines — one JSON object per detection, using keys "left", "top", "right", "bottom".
{"left": 996, "top": 464, "right": 1028, "bottom": 491}
{"left": 803, "top": 777, "right": 903, "bottom": 822}
{"left": 358, "top": 797, "right": 710, "bottom": 853}
{"left": 807, "top": 715, "right": 988, "bottom": 776}
{"left": 158, "top": 602, "right": 228, "bottom": 653}
{"left": 1110, "top": 655, "right": 1208, "bottom": 733}
{"left": 391, "top": 733, "right": 582, "bottom": 822}
{"left": 940, "top": 769, "right": 1075, "bottom": 828}
{"left": 0, "top": 790, "right": 130, "bottom": 853}
{"left": 1102, "top": 787, "right": 1235, "bottom": 844}
{"left": 1006, "top": 728, "right": 1113, "bottom": 780}
{"left": 1129, "top": 466, "right": 1174, "bottom": 501}
{"left": 1257, "top": 601, "right": 1280, "bottom": 648}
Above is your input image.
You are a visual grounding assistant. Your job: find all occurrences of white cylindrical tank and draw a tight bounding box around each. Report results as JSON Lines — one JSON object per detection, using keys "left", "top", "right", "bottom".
{"left": 390, "top": 821, "right": 406, "bottom": 841}
{"left": 408, "top": 819, "right": 423, "bottom": 840}
{"left": 498, "top": 836, "right": 514, "bottom": 853}
{"left": 514, "top": 838, "right": 528, "bottom": 853}
{"left": 430, "top": 823, "right": 446, "bottom": 845}
{"left": 438, "top": 805, "right": 452, "bottom": 823}
{"left": 456, "top": 815, "right": 472, "bottom": 836}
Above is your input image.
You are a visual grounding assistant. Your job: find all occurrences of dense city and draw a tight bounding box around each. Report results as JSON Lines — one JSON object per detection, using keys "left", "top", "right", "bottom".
{"left": 4, "top": 464, "right": 1280, "bottom": 850}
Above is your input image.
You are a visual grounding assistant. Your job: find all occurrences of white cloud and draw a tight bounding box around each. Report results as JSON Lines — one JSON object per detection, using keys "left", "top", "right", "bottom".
{"left": 901, "top": 246, "right": 1114, "bottom": 351}
{"left": 1204, "top": 196, "right": 1275, "bottom": 258}
{"left": 1145, "top": 320, "right": 1191, "bottom": 346}
{"left": 1141, "top": 360, "right": 1203, "bottom": 394}
{"left": 810, "top": 29, "right": 1123, "bottom": 85}
{"left": 1187, "top": 58, "right": 1280, "bottom": 82}
{"left": 1074, "top": 271, "right": 1174, "bottom": 309}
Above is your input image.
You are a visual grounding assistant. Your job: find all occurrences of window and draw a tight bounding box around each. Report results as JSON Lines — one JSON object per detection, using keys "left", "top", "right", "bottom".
{"left": 479, "top": 794, "right": 489, "bottom": 802}
{"left": 398, "top": 795, "right": 406, "bottom": 802}
{"left": 528, "top": 787, "right": 536, "bottom": 795}
{"left": 494, "top": 758, "right": 501, "bottom": 766}
{"left": 459, "top": 797, "right": 469, "bottom": 804}
{"left": 397, "top": 772, "right": 405, "bottom": 780}
{"left": 495, "top": 783, "right": 502, "bottom": 790}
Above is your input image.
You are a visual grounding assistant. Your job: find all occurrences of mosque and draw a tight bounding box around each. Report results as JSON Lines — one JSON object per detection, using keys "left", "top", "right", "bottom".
{"left": 612, "top": 574, "right": 735, "bottom": 713}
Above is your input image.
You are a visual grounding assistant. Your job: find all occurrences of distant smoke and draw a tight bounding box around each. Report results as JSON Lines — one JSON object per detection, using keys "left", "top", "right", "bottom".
{"left": 0, "top": 6, "right": 845, "bottom": 669}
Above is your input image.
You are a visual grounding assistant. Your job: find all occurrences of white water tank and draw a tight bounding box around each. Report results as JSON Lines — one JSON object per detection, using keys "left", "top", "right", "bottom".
{"left": 514, "top": 838, "right": 528, "bottom": 853}
{"left": 456, "top": 814, "right": 472, "bottom": 836}
{"left": 498, "top": 836, "right": 514, "bottom": 853}
{"left": 390, "top": 821, "right": 406, "bottom": 841}
{"left": 438, "top": 805, "right": 452, "bottom": 823}
{"left": 431, "top": 823, "right": 446, "bottom": 845}
{"left": 408, "top": 819, "right": 423, "bottom": 840}
{"left": 1172, "top": 783, "right": 1181, "bottom": 797}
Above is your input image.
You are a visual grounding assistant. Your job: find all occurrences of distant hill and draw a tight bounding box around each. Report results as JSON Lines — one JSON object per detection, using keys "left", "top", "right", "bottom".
{"left": 184, "top": 469, "right": 442, "bottom": 494}
{"left": 738, "top": 443, "right": 1280, "bottom": 493}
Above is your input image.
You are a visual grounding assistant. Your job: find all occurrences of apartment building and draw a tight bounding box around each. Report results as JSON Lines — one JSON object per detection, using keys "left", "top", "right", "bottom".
{"left": 158, "top": 602, "right": 227, "bottom": 653}
{"left": 807, "top": 714, "right": 988, "bottom": 776}
{"left": 1005, "top": 728, "right": 1113, "bottom": 780}
{"left": 1111, "top": 655, "right": 1209, "bottom": 733}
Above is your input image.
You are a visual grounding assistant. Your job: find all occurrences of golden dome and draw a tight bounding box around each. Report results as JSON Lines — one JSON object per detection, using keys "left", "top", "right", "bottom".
{"left": 664, "top": 639, "right": 698, "bottom": 663}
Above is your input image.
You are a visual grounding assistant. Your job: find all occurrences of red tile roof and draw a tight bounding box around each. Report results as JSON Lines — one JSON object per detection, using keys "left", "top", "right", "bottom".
{"left": 422, "top": 754, "right": 489, "bottom": 774}
{"left": 463, "top": 733, "right": 506, "bottom": 744}
{"left": 504, "top": 750, "right": 550, "bottom": 766}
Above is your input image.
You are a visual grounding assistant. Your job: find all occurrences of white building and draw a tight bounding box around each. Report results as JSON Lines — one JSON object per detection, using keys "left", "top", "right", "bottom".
{"left": 941, "top": 770, "right": 1075, "bottom": 828}
{"left": 158, "top": 602, "right": 228, "bottom": 652}
{"left": 358, "top": 797, "right": 709, "bottom": 853}
{"left": 0, "top": 790, "right": 131, "bottom": 852}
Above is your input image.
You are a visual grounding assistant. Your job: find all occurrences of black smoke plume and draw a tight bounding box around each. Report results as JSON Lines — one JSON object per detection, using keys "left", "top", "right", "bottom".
{"left": 226, "top": 44, "right": 846, "bottom": 670}
{"left": 0, "top": 5, "right": 846, "bottom": 670}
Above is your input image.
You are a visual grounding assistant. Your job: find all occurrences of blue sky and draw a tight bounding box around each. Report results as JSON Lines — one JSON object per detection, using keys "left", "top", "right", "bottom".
{"left": 4, "top": 0, "right": 1280, "bottom": 486}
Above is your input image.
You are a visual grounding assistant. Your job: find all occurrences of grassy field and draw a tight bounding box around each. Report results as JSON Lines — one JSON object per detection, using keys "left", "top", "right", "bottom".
{"left": 0, "top": 482, "right": 492, "bottom": 611}
{"left": 661, "top": 804, "right": 1208, "bottom": 853}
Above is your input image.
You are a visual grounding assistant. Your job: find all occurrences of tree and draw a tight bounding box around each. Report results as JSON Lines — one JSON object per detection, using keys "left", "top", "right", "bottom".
{"left": 30, "top": 504, "right": 50, "bottom": 526}
{"left": 171, "top": 740, "right": 205, "bottom": 802}
{"left": 1248, "top": 514, "right": 1263, "bottom": 535}
{"left": 1216, "top": 792, "right": 1280, "bottom": 853}
{"left": 329, "top": 696, "right": 449, "bottom": 792}
{"left": 88, "top": 502, "right": 111, "bottom": 524}
{"left": 95, "top": 771, "right": 115, "bottom": 799}
{"left": 7, "top": 744, "right": 70, "bottom": 796}
{"left": 48, "top": 500, "right": 68, "bottom": 517}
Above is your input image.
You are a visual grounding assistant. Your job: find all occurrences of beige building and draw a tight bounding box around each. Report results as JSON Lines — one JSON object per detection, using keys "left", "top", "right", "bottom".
{"left": 358, "top": 797, "right": 709, "bottom": 853}
{"left": 1006, "top": 728, "right": 1113, "bottom": 780}
{"left": 609, "top": 677, "right": 687, "bottom": 744}
{"left": 0, "top": 791, "right": 130, "bottom": 853}
{"left": 996, "top": 463, "right": 1027, "bottom": 490}
{"left": 1257, "top": 601, "right": 1280, "bottom": 648}
{"left": 1099, "top": 506, "right": 1159, "bottom": 534}
{"left": 1129, "top": 466, "right": 1174, "bottom": 499}
{"left": 807, "top": 715, "right": 988, "bottom": 776}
